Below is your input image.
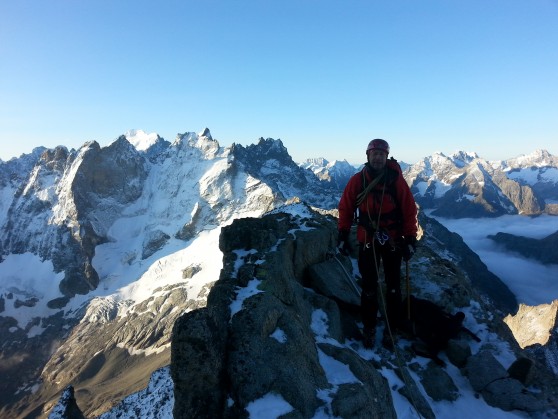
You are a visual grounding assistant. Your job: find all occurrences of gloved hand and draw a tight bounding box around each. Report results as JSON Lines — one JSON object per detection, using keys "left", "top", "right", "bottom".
{"left": 401, "top": 236, "right": 416, "bottom": 261}
{"left": 337, "top": 230, "right": 352, "bottom": 256}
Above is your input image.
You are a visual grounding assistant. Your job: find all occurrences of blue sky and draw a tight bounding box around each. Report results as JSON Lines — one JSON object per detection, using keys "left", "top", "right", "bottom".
{"left": 1, "top": 0, "right": 557, "bottom": 165}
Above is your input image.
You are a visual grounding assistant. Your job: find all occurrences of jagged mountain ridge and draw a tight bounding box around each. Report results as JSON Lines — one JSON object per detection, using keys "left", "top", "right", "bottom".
{"left": 299, "top": 158, "right": 358, "bottom": 190}
{"left": 404, "top": 149, "right": 557, "bottom": 217}
{"left": 0, "top": 130, "right": 556, "bottom": 418}
{"left": 0, "top": 129, "right": 340, "bottom": 418}
{"left": 306, "top": 149, "right": 558, "bottom": 218}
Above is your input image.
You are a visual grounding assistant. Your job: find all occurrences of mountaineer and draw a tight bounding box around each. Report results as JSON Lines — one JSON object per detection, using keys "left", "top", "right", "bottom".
{"left": 338, "top": 139, "right": 418, "bottom": 348}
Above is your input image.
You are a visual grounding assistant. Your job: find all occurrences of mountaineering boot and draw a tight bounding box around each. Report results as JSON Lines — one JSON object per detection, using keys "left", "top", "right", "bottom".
{"left": 362, "top": 327, "right": 376, "bottom": 349}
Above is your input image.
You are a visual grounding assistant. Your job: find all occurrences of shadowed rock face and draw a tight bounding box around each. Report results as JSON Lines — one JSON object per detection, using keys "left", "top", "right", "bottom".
{"left": 171, "top": 208, "right": 557, "bottom": 418}
{"left": 488, "top": 229, "right": 558, "bottom": 266}
{"left": 171, "top": 211, "right": 398, "bottom": 419}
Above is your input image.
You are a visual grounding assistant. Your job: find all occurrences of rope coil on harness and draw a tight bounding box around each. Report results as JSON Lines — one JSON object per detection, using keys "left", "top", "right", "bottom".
{"left": 356, "top": 169, "right": 384, "bottom": 207}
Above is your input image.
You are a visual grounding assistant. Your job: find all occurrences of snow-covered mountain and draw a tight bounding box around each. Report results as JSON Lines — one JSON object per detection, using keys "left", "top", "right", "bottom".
{"left": 299, "top": 158, "right": 359, "bottom": 190}
{"left": 1, "top": 131, "right": 557, "bottom": 418}
{"left": 0, "top": 129, "right": 339, "bottom": 418}
{"left": 299, "top": 150, "right": 558, "bottom": 218}
{"left": 404, "top": 150, "right": 558, "bottom": 217}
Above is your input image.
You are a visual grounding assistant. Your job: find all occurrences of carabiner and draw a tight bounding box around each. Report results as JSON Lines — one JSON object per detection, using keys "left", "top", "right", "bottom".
{"left": 375, "top": 231, "right": 389, "bottom": 246}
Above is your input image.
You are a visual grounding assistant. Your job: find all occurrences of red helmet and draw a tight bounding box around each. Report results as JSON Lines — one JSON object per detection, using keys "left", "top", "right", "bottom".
{"left": 366, "top": 139, "right": 390, "bottom": 155}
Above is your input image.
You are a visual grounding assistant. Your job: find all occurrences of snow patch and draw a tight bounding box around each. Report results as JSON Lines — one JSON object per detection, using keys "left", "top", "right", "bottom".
{"left": 125, "top": 129, "right": 160, "bottom": 152}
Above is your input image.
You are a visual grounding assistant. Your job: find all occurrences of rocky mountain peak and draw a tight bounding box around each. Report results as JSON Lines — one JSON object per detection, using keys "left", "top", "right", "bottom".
{"left": 404, "top": 150, "right": 558, "bottom": 217}
{"left": 170, "top": 206, "right": 557, "bottom": 418}
{"left": 506, "top": 149, "right": 558, "bottom": 168}
{"left": 174, "top": 131, "right": 222, "bottom": 159}
{"left": 124, "top": 129, "right": 169, "bottom": 156}
{"left": 199, "top": 127, "right": 213, "bottom": 140}
{"left": 302, "top": 157, "right": 330, "bottom": 167}
{"left": 451, "top": 150, "right": 480, "bottom": 167}
{"left": 249, "top": 137, "right": 291, "bottom": 161}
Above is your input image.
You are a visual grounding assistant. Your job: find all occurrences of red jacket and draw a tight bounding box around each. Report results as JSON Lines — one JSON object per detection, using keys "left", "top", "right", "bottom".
{"left": 338, "top": 159, "right": 418, "bottom": 244}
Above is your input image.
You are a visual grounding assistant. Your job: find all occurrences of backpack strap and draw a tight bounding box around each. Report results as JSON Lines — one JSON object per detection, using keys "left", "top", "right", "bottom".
{"left": 356, "top": 158, "right": 404, "bottom": 233}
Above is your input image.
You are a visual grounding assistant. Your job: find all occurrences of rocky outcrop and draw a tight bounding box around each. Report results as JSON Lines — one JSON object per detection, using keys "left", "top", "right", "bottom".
{"left": 27, "top": 283, "right": 202, "bottom": 418}
{"left": 46, "top": 386, "right": 85, "bottom": 419}
{"left": 505, "top": 301, "right": 558, "bottom": 348}
{"left": 488, "top": 230, "right": 558, "bottom": 265}
{"left": 490, "top": 171, "right": 543, "bottom": 215}
{"left": 465, "top": 351, "right": 544, "bottom": 411}
{"left": 510, "top": 301, "right": 558, "bottom": 377}
{"left": 171, "top": 207, "right": 557, "bottom": 418}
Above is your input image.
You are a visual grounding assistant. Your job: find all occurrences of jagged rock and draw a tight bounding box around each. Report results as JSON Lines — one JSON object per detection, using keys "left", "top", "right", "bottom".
{"left": 394, "top": 365, "right": 436, "bottom": 419}
{"left": 172, "top": 210, "right": 397, "bottom": 417}
{"left": 170, "top": 208, "right": 558, "bottom": 418}
{"left": 445, "top": 339, "right": 472, "bottom": 368}
{"left": 527, "top": 321, "right": 558, "bottom": 375}
{"left": 507, "top": 357, "right": 535, "bottom": 385}
{"left": 464, "top": 350, "right": 546, "bottom": 412}
{"left": 504, "top": 301, "right": 558, "bottom": 348}
{"left": 483, "top": 378, "right": 544, "bottom": 412}
{"left": 490, "top": 171, "right": 542, "bottom": 215}
{"left": 182, "top": 264, "right": 202, "bottom": 279}
{"left": 416, "top": 362, "right": 459, "bottom": 402}
{"left": 171, "top": 308, "right": 228, "bottom": 419}
{"left": 230, "top": 139, "right": 339, "bottom": 209}
{"left": 142, "top": 230, "right": 171, "bottom": 259}
{"left": 465, "top": 350, "right": 509, "bottom": 392}
{"left": 308, "top": 255, "right": 361, "bottom": 307}
{"left": 97, "top": 366, "right": 174, "bottom": 418}
{"left": 47, "top": 385, "right": 85, "bottom": 419}
{"left": 318, "top": 343, "right": 396, "bottom": 418}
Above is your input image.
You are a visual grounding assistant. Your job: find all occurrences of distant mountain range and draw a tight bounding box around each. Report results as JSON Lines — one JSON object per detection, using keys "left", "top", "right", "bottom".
{"left": 1, "top": 129, "right": 557, "bottom": 417}
{"left": 303, "top": 149, "right": 558, "bottom": 218}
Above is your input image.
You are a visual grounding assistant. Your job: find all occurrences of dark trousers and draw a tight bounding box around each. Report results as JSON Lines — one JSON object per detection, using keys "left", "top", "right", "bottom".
{"left": 358, "top": 241, "right": 403, "bottom": 331}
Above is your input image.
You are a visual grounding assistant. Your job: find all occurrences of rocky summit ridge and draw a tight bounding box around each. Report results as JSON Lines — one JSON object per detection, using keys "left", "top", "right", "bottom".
{"left": 170, "top": 205, "right": 558, "bottom": 418}
{"left": 0, "top": 129, "right": 557, "bottom": 418}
